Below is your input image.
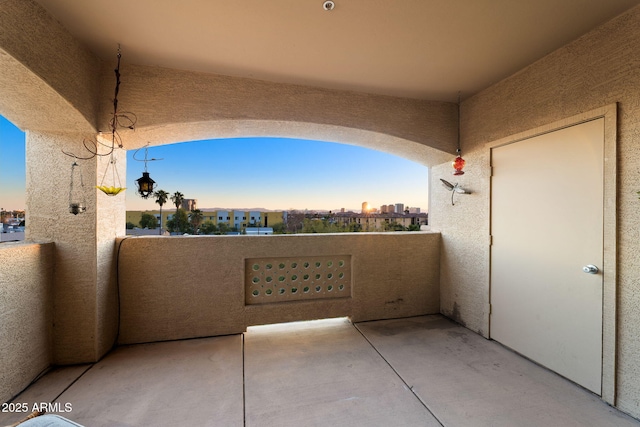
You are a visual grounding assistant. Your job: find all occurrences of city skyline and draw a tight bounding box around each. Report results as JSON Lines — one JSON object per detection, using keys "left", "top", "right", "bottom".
{"left": 1, "top": 115, "right": 429, "bottom": 212}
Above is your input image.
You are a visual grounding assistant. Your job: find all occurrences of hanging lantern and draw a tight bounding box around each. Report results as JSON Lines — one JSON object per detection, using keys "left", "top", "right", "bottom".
{"left": 133, "top": 143, "right": 162, "bottom": 199}
{"left": 69, "top": 161, "right": 87, "bottom": 215}
{"left": 452, "top": 150, "right": 465, "bottom": 176}
{"left": 136, "top": 172, "right": 156, "bottom": 198}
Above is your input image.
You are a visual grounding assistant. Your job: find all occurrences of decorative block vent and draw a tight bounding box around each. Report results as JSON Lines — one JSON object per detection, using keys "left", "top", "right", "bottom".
{"left": 245, "top": 255, "right": 352, "bottom": 305}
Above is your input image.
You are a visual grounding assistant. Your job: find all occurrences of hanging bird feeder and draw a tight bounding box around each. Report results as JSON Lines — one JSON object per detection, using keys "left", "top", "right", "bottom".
{"left": 452, "top": 92, "right": 466, "bottom": 175}
{"left": 97, "top": 154, "right": 125, "bottom": 195}
{"left": 452, "top": 148, "right": 466, "bottom": 176}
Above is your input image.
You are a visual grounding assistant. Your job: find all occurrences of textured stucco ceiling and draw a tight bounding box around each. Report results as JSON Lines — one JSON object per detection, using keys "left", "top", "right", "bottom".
{"left": 34, "top": 0, "right": 640, "bottom": 101}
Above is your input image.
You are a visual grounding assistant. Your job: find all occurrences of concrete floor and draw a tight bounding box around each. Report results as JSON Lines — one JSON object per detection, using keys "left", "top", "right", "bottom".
{"left": 2, "top": 315, "right": 639, "bottom": 427}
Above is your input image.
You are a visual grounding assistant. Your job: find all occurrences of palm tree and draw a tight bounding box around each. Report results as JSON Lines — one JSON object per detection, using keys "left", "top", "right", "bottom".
{"left": 171, "top": 191, "right": 184, "bottom": 210}
{"left": 189, "top": 209, "right": 204, "bottom": 234}
{"left": 154, "top": 189, "right": 169, "bottom": 235}
{"left": 170, "top": 191, "right": 185, "bottom": 232}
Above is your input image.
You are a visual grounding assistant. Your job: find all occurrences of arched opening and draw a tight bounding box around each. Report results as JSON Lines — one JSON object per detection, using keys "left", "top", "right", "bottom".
{"left": 0, "top": 20, "right": 453, "bottom": 366}
{"left": 124, "top": 136, "right": 431, "bottom": 235}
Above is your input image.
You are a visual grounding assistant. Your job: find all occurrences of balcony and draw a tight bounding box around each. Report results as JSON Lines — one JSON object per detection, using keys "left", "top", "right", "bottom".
{"left": 3, "top": 2, "right": 640, "bottom": 425}
{"left": 2, "top": 316, "right": 638, "bottom": 426}
{"left": 2, "top": 234, "right": 639, "bottom": 426}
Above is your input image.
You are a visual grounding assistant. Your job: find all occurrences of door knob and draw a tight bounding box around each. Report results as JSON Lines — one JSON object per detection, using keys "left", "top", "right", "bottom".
{"left": 582, "top": 264, "right": 599, "bottom": 274}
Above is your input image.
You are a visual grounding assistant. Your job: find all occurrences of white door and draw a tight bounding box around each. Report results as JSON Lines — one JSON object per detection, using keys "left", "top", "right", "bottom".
{"left": 490, "top": 118, "right": 604, "bottom": 394}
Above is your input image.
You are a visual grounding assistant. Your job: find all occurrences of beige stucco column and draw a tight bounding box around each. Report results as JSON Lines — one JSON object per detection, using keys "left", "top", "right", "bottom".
{"left": 26, "top": 131, "right": 125, "bottom": 364}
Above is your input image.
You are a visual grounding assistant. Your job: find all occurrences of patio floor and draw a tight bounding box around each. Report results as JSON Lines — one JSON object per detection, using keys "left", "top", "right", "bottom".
{"left": 2, "top": 315, "right": 638, "bottom": 427}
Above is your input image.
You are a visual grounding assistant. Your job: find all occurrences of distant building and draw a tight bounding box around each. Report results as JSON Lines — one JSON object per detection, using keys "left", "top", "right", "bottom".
{"left": 181, "top": 199, "right": 197, "bottom": 211}
{"left": 395, "top": 203, "right": 404, "bottom": 214}
{"left": 408, "top": 207, "right": 421, "bottom": 214}
{"left": 249, "top": 211, "right": 261, "bottom": 226}
{"left": 331, "top": 211, "right": 428, "bottom": 231}
{"left": 126, "top": 209, "right": 285, "bottom": 233}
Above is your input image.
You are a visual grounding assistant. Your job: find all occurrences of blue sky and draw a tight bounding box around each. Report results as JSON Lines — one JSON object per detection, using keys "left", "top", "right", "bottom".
{"left": 125, "top": 138, "right": 429, "bottom": 212}
{"left": 0, "top": 115, "right": 26, "bottom": 211}
{"left": 1, "top": 115, "right": 429, "bottom": 212}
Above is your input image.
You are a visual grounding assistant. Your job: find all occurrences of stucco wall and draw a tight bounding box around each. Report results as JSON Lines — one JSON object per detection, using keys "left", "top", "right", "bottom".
{"left": 110, "top": 60, "right": 457, "bottom": 159}
{"left": 0, "top": 242, "right": 54, "bottom": 403}
{"left": 108, "top": 62, "right": 457, "bottom": 166}
{"left": 116, "top": 232, "right": 441, "bottom": 344}
{"left": 0, "top": 0, "right": 100, "bottom": 132}
{"left": 431, "top": 5, "right": 640, "bottom": 417}
{"left": 26, "top": 131, "right": 124, "bottom": 365}
{"left": 95, "top": 150, "right": 127, "bottom": 357}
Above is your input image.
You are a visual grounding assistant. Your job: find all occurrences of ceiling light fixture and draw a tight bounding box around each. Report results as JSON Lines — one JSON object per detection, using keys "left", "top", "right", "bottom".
{"left": 323, "top": 1, "right": 335, "bottom": 11}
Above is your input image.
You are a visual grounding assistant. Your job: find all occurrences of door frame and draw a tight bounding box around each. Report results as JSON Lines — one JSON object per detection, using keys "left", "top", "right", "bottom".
{"left": 486, "top": 104, "right": 617, "bottom": 404}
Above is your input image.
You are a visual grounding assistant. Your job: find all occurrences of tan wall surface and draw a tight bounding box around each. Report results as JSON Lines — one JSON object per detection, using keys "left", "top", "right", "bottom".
{"left": 95, "top": 150, "right": 127, "bottom": 357}
{"left": 0, "top": 242, "right": 54, "bottom": 403}
{"left": 430, "top": 5, "right": 640, "bottom": 417}
{"left": 116, "top": 232, "right": 440, "bottom": 344}
{"left": 0, "top": 0, "right": 100, "bottom": 132}
{"left": 26, "top": 132, "right": 124, "bottom": 365}
{"left": 108, "top": 62, "right": 457, "bottom": 166}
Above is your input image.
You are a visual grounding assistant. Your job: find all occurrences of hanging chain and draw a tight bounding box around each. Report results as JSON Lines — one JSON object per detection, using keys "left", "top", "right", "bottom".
{"left": 69, "top": 161, "right": 77, "bottom": 206}
{"left": 99, "top": 153, "right": 122, "bottom": 189}
{"left": 62, "top": 44, "right": 136, "bottom": 160}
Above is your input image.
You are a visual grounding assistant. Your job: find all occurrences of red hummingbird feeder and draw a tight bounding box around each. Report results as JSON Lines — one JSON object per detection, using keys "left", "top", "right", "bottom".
{"left": 452, "top": 149, "right": 465, "bottom": 175}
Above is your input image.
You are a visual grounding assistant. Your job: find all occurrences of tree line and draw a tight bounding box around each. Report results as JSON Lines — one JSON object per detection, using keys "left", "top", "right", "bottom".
{"left": 128, "top": 193, "right": 421, "bottom": 235}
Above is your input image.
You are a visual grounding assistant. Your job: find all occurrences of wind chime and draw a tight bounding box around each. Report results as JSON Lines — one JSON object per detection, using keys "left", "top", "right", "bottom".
{"left": 63, "top": 45, "right": 137, "bottom": 211}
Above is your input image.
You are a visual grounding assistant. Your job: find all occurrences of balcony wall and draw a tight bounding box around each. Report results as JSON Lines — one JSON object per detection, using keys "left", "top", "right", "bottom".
{"left": 430, "top": 4, "right": 640, "bottom": 418}
{"left": 0, "top": 242, "right": 54, "bottom": 403}
{"left": 116, "top": 232, "right": 441, "bottom": 344}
